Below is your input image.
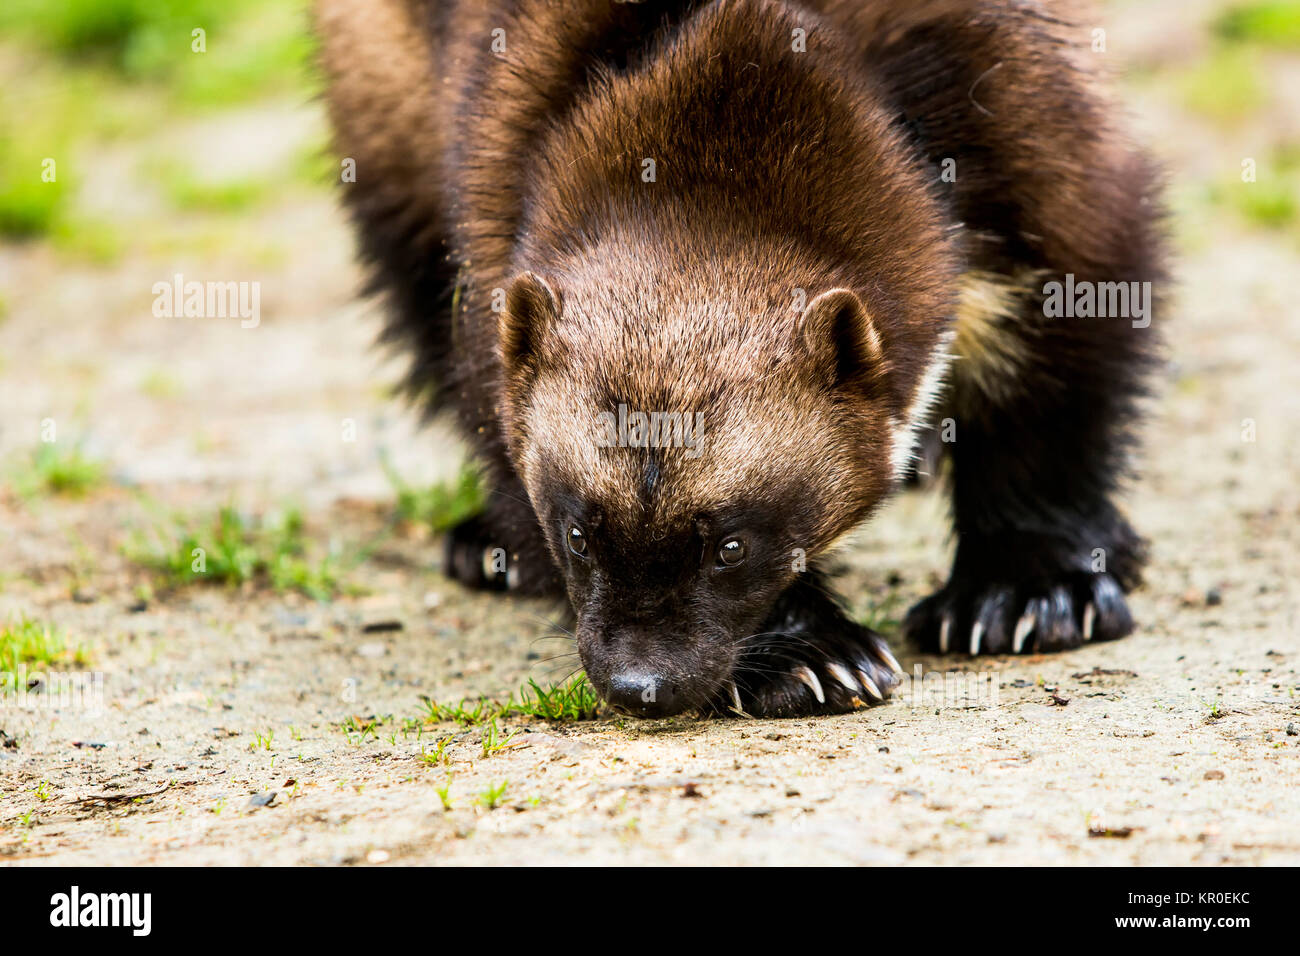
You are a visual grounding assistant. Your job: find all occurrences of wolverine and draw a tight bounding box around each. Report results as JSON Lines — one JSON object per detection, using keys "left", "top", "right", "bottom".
{"left": 315, "top": 0, "right": 1165, "bottom": 717}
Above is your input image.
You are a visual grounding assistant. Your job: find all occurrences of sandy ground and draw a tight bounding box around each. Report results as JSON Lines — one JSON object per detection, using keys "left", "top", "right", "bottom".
{"left": 1, "top": 2, "right": 1298, "bottom": 865}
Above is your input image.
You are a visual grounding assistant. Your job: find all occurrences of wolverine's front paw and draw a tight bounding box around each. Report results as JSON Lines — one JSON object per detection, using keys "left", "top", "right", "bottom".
{"left": 442, "top": 515, "right": 511, "bottom": 591}
{"left": 904, "top": 570, "right": 1134, "bottom": 656}
{"left": 727, "top": 620, "right": 905, "bottom": 718}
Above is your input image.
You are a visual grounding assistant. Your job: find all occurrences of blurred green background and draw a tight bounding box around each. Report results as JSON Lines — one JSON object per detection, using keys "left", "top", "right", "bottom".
{"left": 1, "top": 0, "right": 1298, "bottom": 270}
{"left": 0, "top": 0, "right": 323, "bottom": 255}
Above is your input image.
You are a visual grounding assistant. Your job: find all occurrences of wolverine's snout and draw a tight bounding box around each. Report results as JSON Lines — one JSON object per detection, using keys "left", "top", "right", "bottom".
{"left": 604, "top": 671, "right": 682, "bottom": 718}
{"left": 579, "top": 616, "right": 724, "bottom": 718}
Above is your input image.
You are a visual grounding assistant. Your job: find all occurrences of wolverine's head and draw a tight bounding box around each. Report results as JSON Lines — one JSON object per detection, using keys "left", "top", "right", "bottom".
{"left": 496, "top": 243, "right": 928, "bottom": 716}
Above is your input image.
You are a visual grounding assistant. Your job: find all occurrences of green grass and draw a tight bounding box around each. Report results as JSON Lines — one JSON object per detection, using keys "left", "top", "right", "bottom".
{"left": 477, "top": 781, "right": 509, "bottom": 810}
{"left": 338, "top": 714, "right": 382, "bottom": 744}
{"left": 418, "top": 675, "right": 602, "bottom": 727}
{"left": 0, "top": 0, "right": 313, "bottom": 102}
{"left": 1207, "top": 147, "right": 1300, "bottom": 232}
{"left": 139, "top": 368, "right": 182, "bottom": 399}
{"left": 127, "top": 505, "right": 345, "bottom": 599}
{"left": 292, "top": 137, "right": 341, "bottom": 189}
{"left": 1215, "top": 1, "right": 1300, "bottom": 48}
{"left": 434, "top": 774, "right": 454, "bottom": 810}
{"left": 0, "top": 0, "right": 318, "bottom": 240}
{"left": 151, "top": 159, "right": 281, "bottom": 214}
{"left": 858, "top": 590, "right": 907, "bottom": 634}
{"left": 0, "top": 155, "right": 67, "bottom": 238}
{"left": 0, "top": 615, "right": 88, "bottom": 677}
{"left": 10, "top": 443, "right": 106, "bottom": 498}
{"left": 169, "top": 5, "right": 315, "bottom": 110}
{"left": 0, "top": 68, "right": 119, "bottom": 240}
{"left": 479, "top": 719, "right": 520, "bottom": 757}
{"left": 1178, "top": 47, "right": 1267, "bottom": 123}
{"left": 418, "top": 695, "right": 507, "bottom": 728}
{"left": 419, "top": 737, "right": 452, "bottom": 767}
{"left": 166, "top": 176, "right": 273, "bottom": 213}
{"left": 1236, "top": 180, "right": 1298, "bottom": 227}
{"left": 511, "top": 675, "right": 602, "bottom": 721}
{"left": 0, "top": 0, "right": 231, "bottom": 66}
{"left": 49, "top": 217, "right": 128, "bottom": 264}
{"left": 384, "top": 459, "right": 487, "bottom": 533}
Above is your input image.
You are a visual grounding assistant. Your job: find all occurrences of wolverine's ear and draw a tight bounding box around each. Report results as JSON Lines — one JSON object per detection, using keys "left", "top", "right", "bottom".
{"left": 798, "top": 288, "right": 886, "bottom": 391}
{"left": 500, "top": 271, "right": 562, "bottom": 379}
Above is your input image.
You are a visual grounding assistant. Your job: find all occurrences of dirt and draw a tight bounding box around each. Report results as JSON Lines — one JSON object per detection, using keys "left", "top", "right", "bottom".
{"left": 1, "top": 3, "right": 1298, "bottom": 865}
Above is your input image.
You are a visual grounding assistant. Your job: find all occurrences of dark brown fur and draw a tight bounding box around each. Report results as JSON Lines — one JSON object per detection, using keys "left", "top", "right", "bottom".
{"left": 316, "top": 0, "right": 1165, "bottom": 716}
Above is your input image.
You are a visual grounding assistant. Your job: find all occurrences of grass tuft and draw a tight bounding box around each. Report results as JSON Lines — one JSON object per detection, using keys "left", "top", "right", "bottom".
{"left": 0, "top": 615, "right": 89, "bottom": 677}
{"left": 127, "top": 505, "right": 344, "bottom": 599}
{"left": 1179, "top": 47, "right": 1267, "bottom": 123}
{"left": 418, "top": 675, "right": 602, "bottom": 727}
{"left": 10, "top": 443, "right": 106, "bottom": 498}
{"left": 1215, "top": 1, "right": 1300, "bottom": 48}
{"left": 383, "top": 459, "right": 487, "bottom": 533}
{"left": 511, "top": 675, "right": 602, "bottom": 721}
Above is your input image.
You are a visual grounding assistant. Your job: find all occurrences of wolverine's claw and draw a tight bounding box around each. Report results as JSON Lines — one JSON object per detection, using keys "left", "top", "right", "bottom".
{"left": 794, "top": 665, "right": 825, "bottom": 704}
{"left": 906, "top": 570, "right": 1135, "bottom": 657}
{"left": 730, "top": 577, "right": 902, "bottom": 716}
{"left": 1013, "top": 610, "right": 1036, "bottom": 653}
{"left": 827, "top": 661, "right": 858, "bottom": 693}
{"left": 876, "top": 642, "right": 904, "bottom": 678}
{"left": 856, "top": 669, "right": 883, "bottom": 701}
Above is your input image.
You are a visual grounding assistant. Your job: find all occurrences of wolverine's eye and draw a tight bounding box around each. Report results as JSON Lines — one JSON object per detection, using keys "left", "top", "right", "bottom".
{"left": 567, "top": 525, "right": 588, "bottom": 558}
{"left": 717, "top": 538, "right": 746, "bottom": 568}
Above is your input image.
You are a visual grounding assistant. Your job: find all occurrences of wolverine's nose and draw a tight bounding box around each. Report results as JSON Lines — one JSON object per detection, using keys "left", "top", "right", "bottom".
{"left": 607, "top": 671, "right": 681, "bottom": 717}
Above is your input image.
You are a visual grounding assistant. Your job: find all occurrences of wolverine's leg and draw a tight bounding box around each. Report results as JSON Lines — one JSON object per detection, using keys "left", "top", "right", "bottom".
{"left": 842, "top": 2, "right": 1166, "bottom": 654}
{"left": 905, "top": 269, "right": 1156, "bottom": 654}
{"left": 443, "top": 468, "right": 561, "bottom": 596}
{"left": 315, "top": 1, "right": 562, "bottom": 595}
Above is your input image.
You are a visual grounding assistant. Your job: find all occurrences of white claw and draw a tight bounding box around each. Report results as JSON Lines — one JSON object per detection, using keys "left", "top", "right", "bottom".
{"left": 876, "top": 643, "right": 905, "bottom": 678}
{"left": 729, "top": 681, "right": 744, "bottom": 713}
{"left": 856, "top": 670, "right": 884, "bottom": 702}
{"left": 1013, "top": 611, "right": 1036, "bottom": 654}
{"left": 938, "top": 614, "right": 952, "bottom": 654}
{"left": 1082, "top": 602, "right": 1096, "bottom": 641}
{"left": 794, "top": 665, "right": 825, "bottom": 704}
{"left": 970, "top": 620, "right": 984, "bottom": 656}
{"left": 827, "top": 661, "right": 859, "bottom": 693}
